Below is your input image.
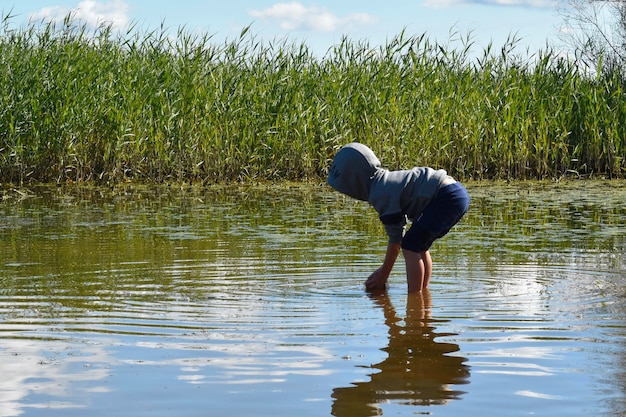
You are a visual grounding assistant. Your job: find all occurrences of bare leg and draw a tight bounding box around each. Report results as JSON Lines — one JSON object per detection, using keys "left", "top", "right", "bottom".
{"left": 402, "top": 249, "right": 432, "bottom": 293}
{"left": 422, "top": 250, "right": 432, "bottom": 288}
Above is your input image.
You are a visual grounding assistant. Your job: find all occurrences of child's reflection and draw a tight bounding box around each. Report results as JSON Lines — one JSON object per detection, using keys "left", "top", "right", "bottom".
{"left": 331, "top": 289, "right": 470, "bottom": 416}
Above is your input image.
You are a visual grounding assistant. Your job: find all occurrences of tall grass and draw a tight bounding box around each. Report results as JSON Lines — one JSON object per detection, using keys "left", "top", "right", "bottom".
{"left": 1, "top": 15, "right": 624, "bottom": 184}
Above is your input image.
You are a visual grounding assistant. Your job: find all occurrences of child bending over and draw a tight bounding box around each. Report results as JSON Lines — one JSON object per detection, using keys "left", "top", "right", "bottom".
{"left": 327, "top": 142, "right": 470, "bottom": 293}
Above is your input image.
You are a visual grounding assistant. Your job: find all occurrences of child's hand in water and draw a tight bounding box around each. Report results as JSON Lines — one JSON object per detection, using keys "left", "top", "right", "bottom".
{"left": 365, "top": 267, "right": 389, "bottom": 291}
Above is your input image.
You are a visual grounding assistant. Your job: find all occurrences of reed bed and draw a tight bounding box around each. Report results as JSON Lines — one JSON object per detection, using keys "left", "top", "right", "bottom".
{"left": 1, "top": 15, "right": 624, "bottom": 184}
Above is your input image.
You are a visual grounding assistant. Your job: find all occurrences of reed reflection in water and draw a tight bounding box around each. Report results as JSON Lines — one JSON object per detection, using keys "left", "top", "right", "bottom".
{"left": 332, "top": 289, "right": 470, "bottom": 416}
{"left": 0, "top": 182, "right": 624, "bottom": 417}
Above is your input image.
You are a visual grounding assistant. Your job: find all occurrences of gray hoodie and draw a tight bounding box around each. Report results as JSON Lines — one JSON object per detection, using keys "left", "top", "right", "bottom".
{"left": 327, "top": 142, "right": 448, "bottom": 243}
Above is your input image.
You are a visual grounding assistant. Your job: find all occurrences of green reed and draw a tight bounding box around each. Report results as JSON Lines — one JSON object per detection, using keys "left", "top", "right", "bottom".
{"left": 1, "top": 15, "right": 624, "bottom": 184}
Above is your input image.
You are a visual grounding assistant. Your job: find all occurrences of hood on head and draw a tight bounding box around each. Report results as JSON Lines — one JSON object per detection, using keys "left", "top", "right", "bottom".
{"left": 327, "top": 142, "right": 381, "bottom": 201}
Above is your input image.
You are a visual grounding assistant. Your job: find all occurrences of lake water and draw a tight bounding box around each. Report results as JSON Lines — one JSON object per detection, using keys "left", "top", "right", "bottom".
{"left": 0, "top": 181, "right": 624, "bottom": 417}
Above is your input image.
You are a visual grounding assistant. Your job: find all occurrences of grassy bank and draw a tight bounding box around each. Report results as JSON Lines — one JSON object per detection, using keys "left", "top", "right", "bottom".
{"left": 1, "top": 16, "right": 624, "bottom": 184}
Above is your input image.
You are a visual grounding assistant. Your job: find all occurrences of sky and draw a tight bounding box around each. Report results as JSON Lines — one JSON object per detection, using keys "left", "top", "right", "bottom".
{"left": 3, "top": 1, "right": 569, "bottom": 57}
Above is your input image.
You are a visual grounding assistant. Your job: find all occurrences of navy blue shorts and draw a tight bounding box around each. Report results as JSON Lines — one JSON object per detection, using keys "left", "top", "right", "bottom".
{"left": 401, "top": 182, "right": 470, "bottom": 253}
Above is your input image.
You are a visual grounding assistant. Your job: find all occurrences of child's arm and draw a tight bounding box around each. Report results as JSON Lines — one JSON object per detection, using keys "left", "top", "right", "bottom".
{"left": 365, "top": 242, "right": 401, "bottom": 291}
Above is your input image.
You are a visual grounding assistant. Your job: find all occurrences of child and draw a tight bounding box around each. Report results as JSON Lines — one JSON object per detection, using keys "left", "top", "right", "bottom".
{"left": 327, "top": 142, "right": 470, "bottom": 293}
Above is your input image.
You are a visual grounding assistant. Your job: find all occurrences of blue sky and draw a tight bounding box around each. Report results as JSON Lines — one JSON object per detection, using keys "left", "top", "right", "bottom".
{"left": 4, "top": 1, "right": 566, "bottom": 56}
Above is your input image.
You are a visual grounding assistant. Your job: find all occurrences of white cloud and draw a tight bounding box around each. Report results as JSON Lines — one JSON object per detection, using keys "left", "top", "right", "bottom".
{"left": 29, "top": 0, "right": 130, "bottom": 29}
{"left": 248, "top": 2, "right": 378, "bottom": 32}
{"left": 423, "top": 0, "right": 556, "bottom": 7}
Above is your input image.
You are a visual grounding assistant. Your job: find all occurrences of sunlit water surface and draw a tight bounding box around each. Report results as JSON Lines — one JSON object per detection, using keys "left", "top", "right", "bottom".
{"left": 1, "top": 181, "right": 625, "bottom": 417}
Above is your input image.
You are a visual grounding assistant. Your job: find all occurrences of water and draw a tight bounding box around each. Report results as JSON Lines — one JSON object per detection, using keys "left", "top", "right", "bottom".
{"left": 0, "top": 181, "right": 624, "bottom": 417}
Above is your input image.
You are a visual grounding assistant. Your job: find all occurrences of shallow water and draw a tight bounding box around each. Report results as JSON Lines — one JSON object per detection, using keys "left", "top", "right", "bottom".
{"left": 0, "top": 181, "right": 625, "bottom": 417}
